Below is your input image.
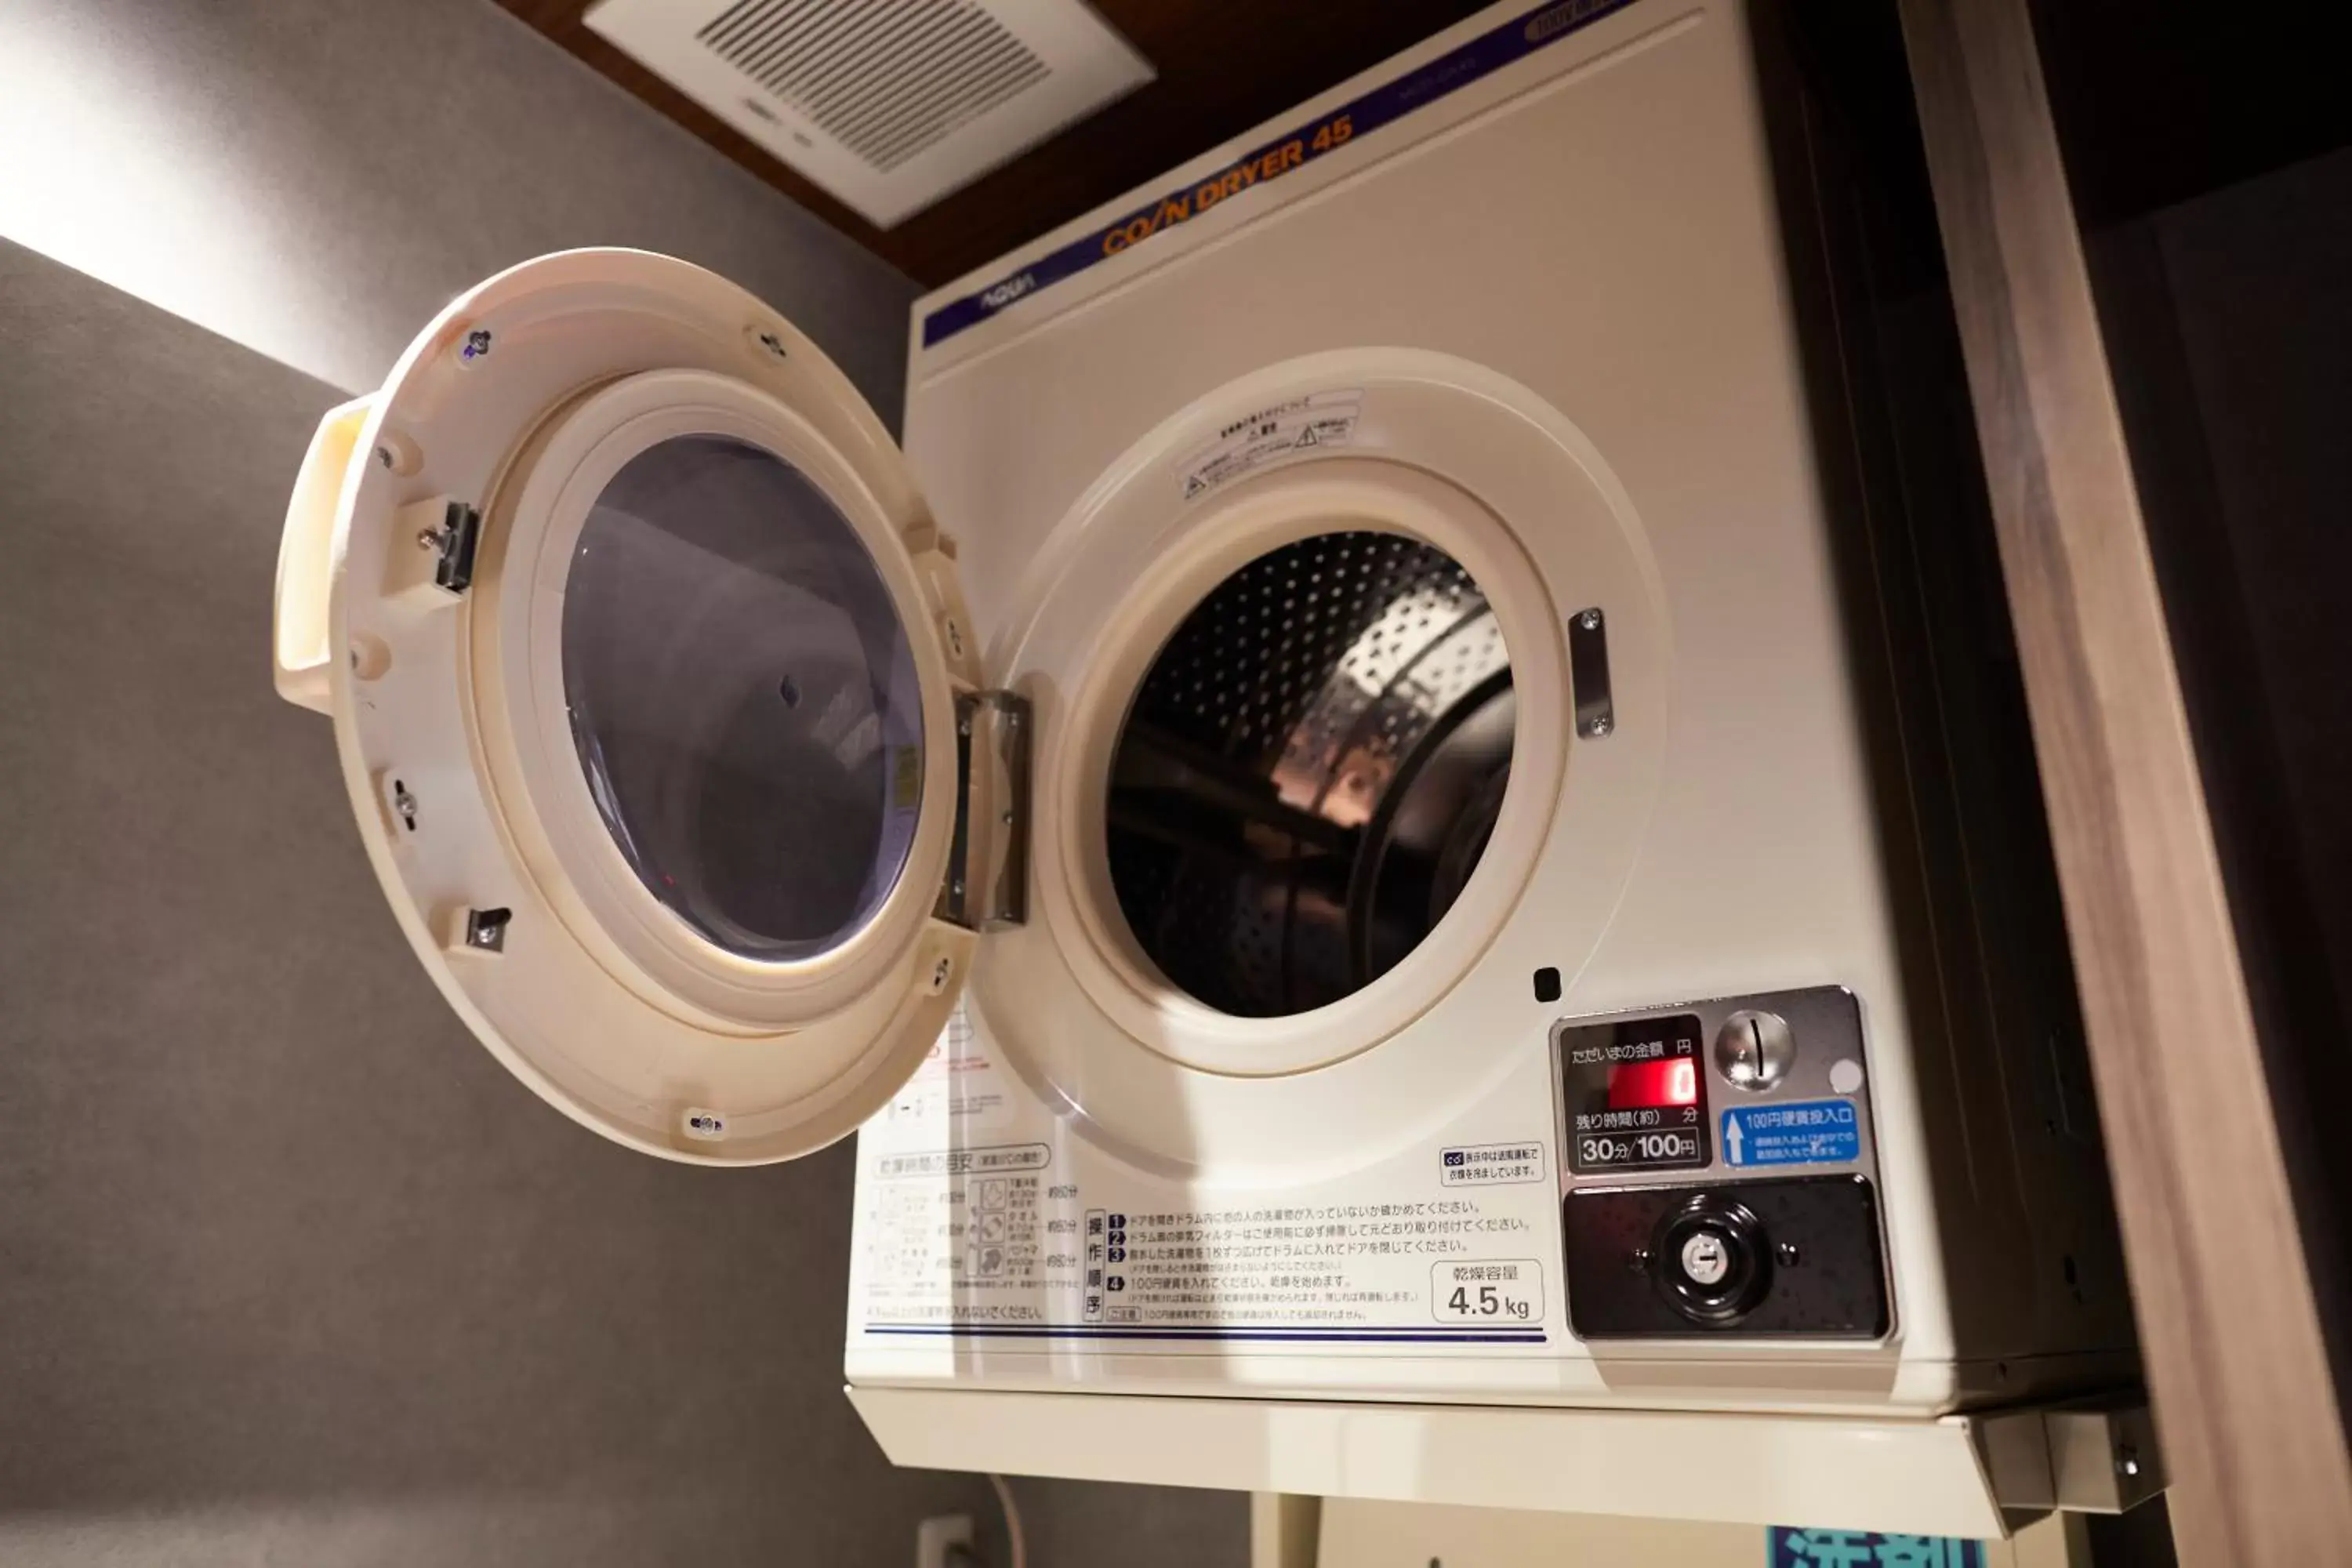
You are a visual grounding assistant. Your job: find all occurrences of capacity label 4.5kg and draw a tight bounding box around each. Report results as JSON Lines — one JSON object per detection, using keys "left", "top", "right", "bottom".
{"left": 1432, "top": 1259, "right": 1543, "bottom": 1325}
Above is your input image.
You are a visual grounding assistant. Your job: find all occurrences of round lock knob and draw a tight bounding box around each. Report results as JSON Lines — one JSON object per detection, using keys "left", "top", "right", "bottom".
{"left": 1713, "top": 1009, "right": 1795, "bottom": 1091}
{"left": 1653, "top": 1195, "right": 1773, "bottom": 1325}
{"left": 1679, "top": 1229, "right": 1733, "bottom": 1287}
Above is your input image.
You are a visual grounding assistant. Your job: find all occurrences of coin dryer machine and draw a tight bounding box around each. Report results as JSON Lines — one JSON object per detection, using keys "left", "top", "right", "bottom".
{"left": 270, "top": 0, "right": 2158, "bottom": 1537}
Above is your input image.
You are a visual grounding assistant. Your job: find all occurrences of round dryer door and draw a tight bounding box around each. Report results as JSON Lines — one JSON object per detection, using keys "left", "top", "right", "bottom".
{"left": 270, "top": 250, "right": 986, "bottom": 1165}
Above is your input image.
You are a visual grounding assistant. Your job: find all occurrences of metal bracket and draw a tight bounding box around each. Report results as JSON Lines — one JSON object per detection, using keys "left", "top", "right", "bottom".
{"left": 1978, "top": 1399, "right": 2167, "bottom": 1515}
{"left": 935, "top": 689, "right": 1030, "bottom": 931}
{"left": 463, "top": 906, "right": 510, "bottom": 953}
{"left": 1570, "top": 605, "right": 1613, "bottom": 738}
{"left": 419, "top": 500, "right": 482, "bottom": 594}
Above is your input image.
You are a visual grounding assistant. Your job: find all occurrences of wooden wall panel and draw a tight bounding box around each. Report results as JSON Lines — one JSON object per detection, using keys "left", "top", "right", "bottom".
{"left": 1898, "top": 0, "right": 2352, "bottom": 1559}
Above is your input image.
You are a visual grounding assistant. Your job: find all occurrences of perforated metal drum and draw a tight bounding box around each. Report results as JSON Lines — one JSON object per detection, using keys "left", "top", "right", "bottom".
{"left": 1105, "top": 531, "right": 1515, "bottom": 1017}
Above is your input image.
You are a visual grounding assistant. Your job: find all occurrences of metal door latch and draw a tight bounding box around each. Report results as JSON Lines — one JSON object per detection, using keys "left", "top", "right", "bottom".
{"left": 416, "top": 500, "right": 483, "bottom": 594}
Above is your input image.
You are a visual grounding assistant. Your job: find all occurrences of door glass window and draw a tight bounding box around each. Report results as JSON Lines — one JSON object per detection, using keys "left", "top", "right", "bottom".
{"left": 561, "top": 434, "right": 924, "bottom": 962}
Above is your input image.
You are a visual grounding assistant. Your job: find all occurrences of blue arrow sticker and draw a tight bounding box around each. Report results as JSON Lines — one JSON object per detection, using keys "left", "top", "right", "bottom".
{"left": 1722, "top": 1099, "right": 1861, "bottom": 1168}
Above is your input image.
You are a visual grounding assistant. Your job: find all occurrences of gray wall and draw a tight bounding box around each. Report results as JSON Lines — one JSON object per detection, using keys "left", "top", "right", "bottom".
{"left": 0, "top": 235, "right": 995, "bottom": 1564}
{"left": 0, "top": 0, "right": 913, "bottom": 408}
{"left": 0, "top": 0, "right": 1249, "bottom": 1563}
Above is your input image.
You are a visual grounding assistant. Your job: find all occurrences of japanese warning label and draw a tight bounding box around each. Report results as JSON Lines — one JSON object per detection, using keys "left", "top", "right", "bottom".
{"left": 851, "top": 1012, "right": 1558, "bottom": 1345}
{"left": 1440, "top": 1142, "right": 1545, "bottom": 1186}
{"left": 1178, "top": 389, "right": 1361, "bottom": 499}
{"left": 858, "top": 1186, "right": 1550, "bottom": 1336}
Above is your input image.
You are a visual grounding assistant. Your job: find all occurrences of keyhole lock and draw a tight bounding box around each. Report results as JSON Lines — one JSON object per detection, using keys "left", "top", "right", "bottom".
{"left": 1713, "top": 1009, "right": 1795, "bottom": 1091}
{"left": 1679, "top": 1229, "right": 1731, "bottom": 1287}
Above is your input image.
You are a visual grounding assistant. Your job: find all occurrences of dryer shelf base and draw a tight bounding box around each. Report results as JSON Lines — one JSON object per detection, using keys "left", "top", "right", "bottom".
{"left": 848, "top": 1385, "right": 2162, "bottom": 1539}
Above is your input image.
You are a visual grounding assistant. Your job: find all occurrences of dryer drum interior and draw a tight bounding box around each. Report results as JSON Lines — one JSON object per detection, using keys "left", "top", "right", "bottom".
{"left": 1107, "top": 530, "right": 1515, "bottom": 1018}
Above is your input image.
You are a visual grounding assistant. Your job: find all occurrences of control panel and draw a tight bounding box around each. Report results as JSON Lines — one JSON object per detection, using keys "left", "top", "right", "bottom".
{"left": 1553, "top": 987, "right": 1891, "bottom": 1339}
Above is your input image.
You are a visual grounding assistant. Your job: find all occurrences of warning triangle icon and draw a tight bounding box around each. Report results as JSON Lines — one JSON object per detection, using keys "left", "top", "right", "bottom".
{"left": 1295, "top": 424, "right": 1319, "bottom": 448}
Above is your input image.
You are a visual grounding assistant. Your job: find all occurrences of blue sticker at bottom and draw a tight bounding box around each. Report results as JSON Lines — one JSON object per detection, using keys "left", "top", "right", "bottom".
{"left": 1722, "top": 1098, "right": 1861, "bottom": 1168}
{"left": 1769, "top": 1527, "right": 1984, "bottom": 1566}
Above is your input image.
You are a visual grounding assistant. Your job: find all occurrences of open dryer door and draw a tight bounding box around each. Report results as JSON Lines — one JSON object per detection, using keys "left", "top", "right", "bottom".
{"left": 271, "top": 249, "right": 1015, "bottom": 1165}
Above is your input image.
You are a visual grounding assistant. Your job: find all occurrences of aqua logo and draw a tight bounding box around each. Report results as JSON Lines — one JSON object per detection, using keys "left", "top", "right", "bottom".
{"left": 1527, "top": 0, "right": 1614, "bottom": 44}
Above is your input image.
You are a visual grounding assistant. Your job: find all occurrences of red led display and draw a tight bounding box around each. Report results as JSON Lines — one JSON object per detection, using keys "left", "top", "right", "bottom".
{"left": 1562, "top": 1014, "right": 1710, "bottom": 1174}
{"left": 1607, "top": 1056, "right": 1698, "bottom": 1110}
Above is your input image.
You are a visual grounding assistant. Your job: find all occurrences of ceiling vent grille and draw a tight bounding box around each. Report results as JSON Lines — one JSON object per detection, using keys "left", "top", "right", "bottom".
{"left": 587, "top": 0, "right": 1151, "bottom": 228}
{"left": 699, "top": 0, "right": 1048, "bottom": 174}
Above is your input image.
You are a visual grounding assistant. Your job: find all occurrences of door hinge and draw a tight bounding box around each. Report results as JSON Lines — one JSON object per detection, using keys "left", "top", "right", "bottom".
{"left": 936, "top": 689, "right": 1030, "bottom": 931}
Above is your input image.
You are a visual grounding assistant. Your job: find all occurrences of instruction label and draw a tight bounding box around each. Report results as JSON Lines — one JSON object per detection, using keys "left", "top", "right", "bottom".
{"left": 1440, "top": 1142, "right": 1545, "bottom": 1186}
{"left": 851, "top": 1014, "right": 1558, "bottom": 1345}
{"left": 1722, "top": 1099, "right": 1861, "bottom": 1168}
{"left": 858, "top": 1183, "right": 1552, "bottom": 1339}
{"left": 1179, "top": 389, "right": 1360, "bottom": 499}
{"left": 860, "top": 1166, "right": 1051, "bottom": 1326}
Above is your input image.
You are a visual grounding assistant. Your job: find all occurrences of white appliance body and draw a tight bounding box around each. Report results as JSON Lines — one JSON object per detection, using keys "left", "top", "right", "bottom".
{"left": 269, "top": 0, "right": 2140, "bottom": 1537}
{"left": 848, "top": 0, "right": 2133, "bottom": 1526}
